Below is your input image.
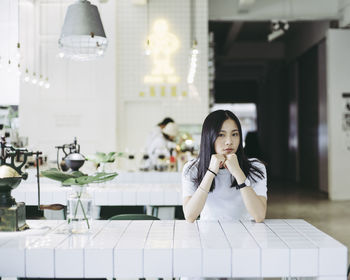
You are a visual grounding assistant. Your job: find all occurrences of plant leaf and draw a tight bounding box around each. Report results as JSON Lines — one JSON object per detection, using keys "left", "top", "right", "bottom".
{"left": 40, "top": 168, "right": 86, "bottom": 182}
{"left": 61, "top": 172, "right": 118, "bottom": 186}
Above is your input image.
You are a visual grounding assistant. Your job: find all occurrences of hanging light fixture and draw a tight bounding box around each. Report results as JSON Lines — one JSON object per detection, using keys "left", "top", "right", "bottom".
{"left": 58, "top": 0, "right": 108, "bottom": 61}
{"left": 187, "top": 0, "right": 198, "bottom": 85}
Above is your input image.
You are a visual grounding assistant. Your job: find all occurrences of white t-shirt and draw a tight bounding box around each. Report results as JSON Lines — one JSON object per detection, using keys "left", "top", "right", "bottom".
{"left": 145, "top": 126, "right": 162, "bottom": 148}
{"left": 182, "top": 158, "right": 267, "bottom": 221}
{"left": 147, "top": 133, "right": 176, "bottom": 168}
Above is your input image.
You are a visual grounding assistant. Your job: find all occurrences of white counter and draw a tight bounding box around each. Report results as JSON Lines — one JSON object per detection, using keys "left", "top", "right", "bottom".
{"left": 0, "top": 219, "right": 347, "bottom": 279}
{"left": 12, "top": 171, "right": 183, "bottom": 206}
{"left": 12, "top": 182, "right": 182, "bottom": 206}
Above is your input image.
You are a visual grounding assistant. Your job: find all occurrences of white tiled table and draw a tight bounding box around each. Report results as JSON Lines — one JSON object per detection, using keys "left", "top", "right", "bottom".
{"left": 0, "top": 219, "right": 347, "bottom": 279}
{"left": 12, "top": 182, "right": 182, "bottom": 206}
{"left": 12, "top": 171, "right": 182, "bottom": 206}
{"left": 12, "top": 182, "right": 182, "bottom": 219}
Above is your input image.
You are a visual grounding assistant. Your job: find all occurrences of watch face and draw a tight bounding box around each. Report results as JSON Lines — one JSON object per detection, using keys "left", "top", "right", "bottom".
{"left": 245, "top": 178, "right": 251, "bottom": 186}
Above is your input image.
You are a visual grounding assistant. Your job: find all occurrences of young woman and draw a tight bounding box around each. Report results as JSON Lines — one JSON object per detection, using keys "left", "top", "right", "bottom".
{"left": 182, "top": 110, "right": 267, "bottom": 222}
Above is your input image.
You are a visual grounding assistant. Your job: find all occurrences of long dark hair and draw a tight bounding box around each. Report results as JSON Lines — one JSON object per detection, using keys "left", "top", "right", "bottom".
{"left": 190, "top": 110, "right": 265, "bottom": 192}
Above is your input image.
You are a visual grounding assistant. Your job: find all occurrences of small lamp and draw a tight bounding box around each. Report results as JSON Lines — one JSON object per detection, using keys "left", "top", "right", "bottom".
{"left": 58, "top": 0, "right": 108, "bottom": 61}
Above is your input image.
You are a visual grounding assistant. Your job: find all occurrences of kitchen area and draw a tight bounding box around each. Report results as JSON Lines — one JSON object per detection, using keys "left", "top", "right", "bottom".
{"left": 1, "top": 0, "right": 350, "bottom": 279}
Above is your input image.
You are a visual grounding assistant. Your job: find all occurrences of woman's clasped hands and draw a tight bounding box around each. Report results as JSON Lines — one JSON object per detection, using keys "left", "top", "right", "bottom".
{"left": 208, "top": 153, "right": 243, "bottom": 179}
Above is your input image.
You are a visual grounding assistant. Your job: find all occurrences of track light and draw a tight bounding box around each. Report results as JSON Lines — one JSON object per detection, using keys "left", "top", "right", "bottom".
{"left": 268, "top": 29, "right": 284, "bottom": 42}
{"left": 267, "top": 20, "right": 289, "bottom": 42}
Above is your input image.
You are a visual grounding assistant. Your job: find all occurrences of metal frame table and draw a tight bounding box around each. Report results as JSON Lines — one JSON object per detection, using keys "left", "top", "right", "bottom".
{"left": 0, "top": 219, "right": 347, "bottom": 279}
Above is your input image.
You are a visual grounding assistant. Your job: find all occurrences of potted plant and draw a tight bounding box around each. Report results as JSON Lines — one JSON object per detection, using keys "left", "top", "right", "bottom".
{"left": 86, "top": 151, "right": 123, "bottom": 172}
{"left": 41, "top": 168, "right": 117, "bottom": 233}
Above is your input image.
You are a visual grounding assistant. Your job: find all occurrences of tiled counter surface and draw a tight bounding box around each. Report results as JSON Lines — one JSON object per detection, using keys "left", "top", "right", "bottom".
{"left": 0, "top": 219, "right": 347, "bottom": 279}
{"left": 12, "top": 182, "right": 182, "bottom": 206}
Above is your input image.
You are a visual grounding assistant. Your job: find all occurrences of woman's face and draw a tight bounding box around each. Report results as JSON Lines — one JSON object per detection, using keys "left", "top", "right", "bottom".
{"left": 214, "top": 118, "right": 240, "bottom": 155}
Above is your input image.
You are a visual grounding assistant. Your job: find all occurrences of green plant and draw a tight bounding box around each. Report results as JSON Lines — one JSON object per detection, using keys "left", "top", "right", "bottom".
{"left": 41, "top": 168, "right": 118, "bottom": 229}
{"left": 41, "top": 168, "right": 118, "bottom": 186}
{"left": 86, "top": 152, "right": 123, "bottom": 165}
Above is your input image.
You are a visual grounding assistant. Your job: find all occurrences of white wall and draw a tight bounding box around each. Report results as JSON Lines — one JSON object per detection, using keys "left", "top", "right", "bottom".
{"left": 326, "top": 29, "right": 350, "bottom": 200}
{"left": 115, "top": 0, "right": 209, "bottom": 154}
{"left": 18, "top": 0, "right": 209, "bottom": 160}
{"left": 19, "top": 0, "right": 117, "bottom": 160}
{"left": 0, "top": 0, "right": 19, "bottom": 105}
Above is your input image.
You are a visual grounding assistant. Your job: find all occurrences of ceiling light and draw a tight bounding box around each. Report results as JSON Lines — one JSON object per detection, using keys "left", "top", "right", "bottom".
{"left": 58, "top": 0, "right": 108, "bottom": 61}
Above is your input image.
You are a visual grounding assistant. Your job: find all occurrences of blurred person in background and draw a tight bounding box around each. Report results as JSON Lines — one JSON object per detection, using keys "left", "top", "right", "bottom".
{"left": 145, "top": 117, "right": 174, "bottom": 148}
{"left": 147, "top": 122, "right": 178, "bottom": 170}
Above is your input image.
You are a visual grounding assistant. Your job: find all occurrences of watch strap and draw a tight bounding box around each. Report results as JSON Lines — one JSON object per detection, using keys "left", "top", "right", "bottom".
{"left": 236, "top": 182, "right": 247, "bottom": 190}
{"left": 236, "top": 178, "right": 250, "bottom": 190}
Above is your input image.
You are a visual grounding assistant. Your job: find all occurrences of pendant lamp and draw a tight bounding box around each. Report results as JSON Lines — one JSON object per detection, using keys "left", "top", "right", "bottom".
{"left": 58, "top": 0, "right": 108, "bottom": 61}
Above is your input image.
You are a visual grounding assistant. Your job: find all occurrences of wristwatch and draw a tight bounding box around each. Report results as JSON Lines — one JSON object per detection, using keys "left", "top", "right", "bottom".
{"left": 236, "top": 177, "right": 251, "bottom": 190}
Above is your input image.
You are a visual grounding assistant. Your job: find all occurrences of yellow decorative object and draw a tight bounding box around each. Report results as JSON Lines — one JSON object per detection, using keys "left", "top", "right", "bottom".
{"left": 139, "top": 91, "right": 145, "bottom": 97}
{"left": 171, "top": 86, "right": 177, "bottom": 97}
{"left": 150, "top": 86, "right": 156, "bottom": 97}
{"left": 161, "top": 86, "right": 166, "bottom": 96}
{"left": 182, "top": 91, "right": 188, "bottom": 97}
{"left": 144, "top": 19, "right": 180, "bottom": 85}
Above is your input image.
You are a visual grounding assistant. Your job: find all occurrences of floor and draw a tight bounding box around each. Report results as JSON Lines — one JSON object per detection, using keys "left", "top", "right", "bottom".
{"left": 266, "top": 181, "right": 350, "bottom": 278}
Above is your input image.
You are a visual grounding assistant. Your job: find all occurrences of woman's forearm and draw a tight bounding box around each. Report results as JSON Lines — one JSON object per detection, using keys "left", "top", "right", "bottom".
{"left": 183, "top": 171, "right": 215, "bottom": 222}
{"left": 235, "top": 171, "right": 267, "bottom": 222}
{"left": 240, "top": 187, "right": 267, "bottom": 222}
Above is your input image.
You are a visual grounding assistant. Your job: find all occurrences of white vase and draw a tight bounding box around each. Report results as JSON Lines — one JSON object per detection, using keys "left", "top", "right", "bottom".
{"left": 67, "top": 185, "right": 92, "bottom": 233}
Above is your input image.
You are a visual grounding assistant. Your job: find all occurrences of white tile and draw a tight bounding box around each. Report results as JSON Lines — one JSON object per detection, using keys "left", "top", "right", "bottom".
{"left": 265, "top": 220, "right": 318, "bottom": 277}
{"left": 93, "top": 187, "right": 109, "bottom": 205}
{"left": 261, "top": 248, "right": 289, "bottom": 277}
{"left": 290, "top": 248, "right": 318, "bottom": 277}
{"left": 0, "top": 242, "right": 26, "bottom": 277}
{"left": 122, "top": 185, "right": 138, "bottom": 205}
{"left": 136, "top": 184, "right": 151, "bottom": 205}
{"left": 150, "top": 187, "right": 164, "bottom": 205}
{"left": 144, "top": 220, "right": 174, "bottom": 278}
{"left": 54, "top": 221, "right": 107, "bottom": 278}
{"left": 319, "top": 247, "right": 348, "bottom": 276}
{"left": 232, "top": 248, "right": 260, "bottom": 277}
{"left": 221, "top": 221, "right": 260, "bottom": 277}
{"left": 241, "top": 220, "right": 289, "bottom": 277}
{"left": 285, "top": 219, "right": 348, "bottom": 277}
{"left": 106, "top": 187, "right": 123, "bottom": 205}
{"left": 114, "top": 220, "right": 153, "bottom": 278}
{"left": 26, "top": 232, "right": 69, "bottom": 277}
{"left": 84, "top": 220, "right": 129, "bottom": 278}
{"left": 198, "top": 221, "right": 231, "bottom": 277}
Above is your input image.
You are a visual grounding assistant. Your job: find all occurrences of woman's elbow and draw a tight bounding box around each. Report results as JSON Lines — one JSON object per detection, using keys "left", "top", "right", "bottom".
{"left": 254, "top": 217, "right": 265, "bottom": 223}
{"left": 254, "top": 214, "right": 265, "bottom": 223}
{"left": 184, "top": 213, "right": 197, "bottom": 223}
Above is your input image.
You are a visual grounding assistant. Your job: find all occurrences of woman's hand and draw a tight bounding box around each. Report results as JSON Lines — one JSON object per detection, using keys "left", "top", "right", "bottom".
{"left": 208, "top": 154, "right": 226, "bottom": 173}
{"left": 224, "top": 154, "right": 244, "bottom": 179}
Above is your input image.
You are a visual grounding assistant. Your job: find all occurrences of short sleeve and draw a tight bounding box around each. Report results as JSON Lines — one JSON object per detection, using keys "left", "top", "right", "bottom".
{"left": 182, "top": 160, "right": 198, "bottom": 198}
{"left": 248, "top": 160, "right": 268, "bottom": 198}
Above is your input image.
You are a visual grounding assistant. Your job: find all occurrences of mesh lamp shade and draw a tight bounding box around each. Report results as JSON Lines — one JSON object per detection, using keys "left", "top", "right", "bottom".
{"left": 58, "top": 0, "right": 108, "bottom": 61}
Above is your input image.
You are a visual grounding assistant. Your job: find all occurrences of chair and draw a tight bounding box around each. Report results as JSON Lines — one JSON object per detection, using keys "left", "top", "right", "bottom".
{"left": 109, "top": 213, "right": 160, "bottom": 220}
